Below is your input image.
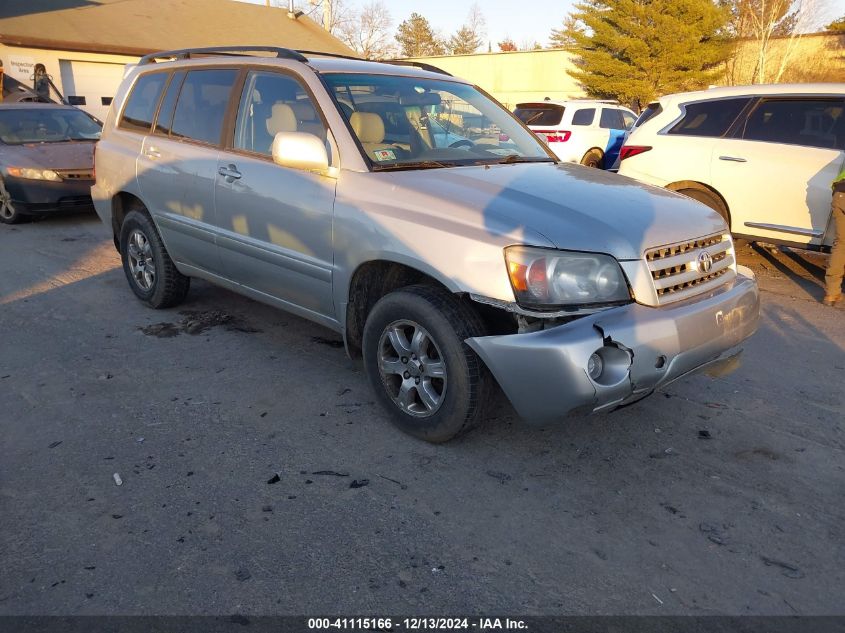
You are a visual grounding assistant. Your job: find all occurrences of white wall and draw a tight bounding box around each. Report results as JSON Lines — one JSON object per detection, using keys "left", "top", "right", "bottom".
{"left": 1, "top": 44, "right": 138, "bottom": 120}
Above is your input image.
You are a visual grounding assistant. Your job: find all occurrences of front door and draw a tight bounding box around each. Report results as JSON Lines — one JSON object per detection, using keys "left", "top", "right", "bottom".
{"left": 711, "top": 97, "right": 845, "bottom": 246}
{"left": 214, "top": 70, "right": 337, "bottom": 320}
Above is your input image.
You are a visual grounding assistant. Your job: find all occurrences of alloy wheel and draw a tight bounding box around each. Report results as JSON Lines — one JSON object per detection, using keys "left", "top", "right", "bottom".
{"left": 377, "top": 319, "right": 447, "bottom": 417}
{"left": 0, "top": 179, "right": 16, "bottom": 221}
{"left": 127, "top": 229, "right": 156, "bottom": 291}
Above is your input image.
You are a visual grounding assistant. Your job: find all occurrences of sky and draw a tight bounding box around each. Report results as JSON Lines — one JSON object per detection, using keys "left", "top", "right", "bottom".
{"left": 238, "top": 0, "right": 578, "bottom": 50}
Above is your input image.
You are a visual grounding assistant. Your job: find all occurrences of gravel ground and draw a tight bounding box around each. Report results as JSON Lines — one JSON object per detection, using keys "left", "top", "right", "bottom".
{"left": 0, "top": 214, "right": 843, "bottom": 616}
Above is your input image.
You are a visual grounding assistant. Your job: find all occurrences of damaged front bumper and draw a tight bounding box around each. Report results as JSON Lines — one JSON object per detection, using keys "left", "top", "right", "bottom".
{"left": 466, "top": 268, "right": 760, "bottom": 424}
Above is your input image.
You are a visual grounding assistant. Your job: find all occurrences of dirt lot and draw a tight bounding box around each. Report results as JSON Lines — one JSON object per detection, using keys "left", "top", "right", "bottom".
{"left": 0, "top": 214, "right": 843, "bottom": 616}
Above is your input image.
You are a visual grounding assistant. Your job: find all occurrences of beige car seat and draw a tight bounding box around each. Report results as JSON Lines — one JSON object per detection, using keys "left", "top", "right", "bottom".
{"left": 349, "top": 112, "right": 400, "bottom": 161}
{"left": 265, "top": 102, "right": 297, "bottom": 144}
{"left": 289, "top": 101, "right": 325, "bottom": 139}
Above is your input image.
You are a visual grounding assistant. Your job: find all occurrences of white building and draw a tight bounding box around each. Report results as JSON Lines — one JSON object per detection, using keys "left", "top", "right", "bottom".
{"left": 0, "top": 0, "right": 355, "bottom": 121}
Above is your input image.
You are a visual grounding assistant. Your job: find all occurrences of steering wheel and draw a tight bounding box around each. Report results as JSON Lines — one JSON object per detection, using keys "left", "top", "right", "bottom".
{"left": 449, "top": 140, "right": 474, "bottom": 149}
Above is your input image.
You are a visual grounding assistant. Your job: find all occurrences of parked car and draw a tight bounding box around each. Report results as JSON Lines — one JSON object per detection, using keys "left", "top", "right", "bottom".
{"left": 0, "top": 103, "right": 101, "bottom": 224}
{"left": 513, "top": 99, "right": 637, "bottom": 168}
{"left": 618, "top": 84, "right": 845, "bottom": 250}
{"left": 93, "top": 47, "right": 759, "bottom": 443}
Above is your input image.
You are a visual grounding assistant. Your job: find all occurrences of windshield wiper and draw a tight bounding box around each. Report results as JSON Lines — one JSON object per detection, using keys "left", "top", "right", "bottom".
{"left": 495, "top": 155, "right": 554, "bottom": 164}
{"left": 372, "top": 160, "right": 455, "bottom": 171}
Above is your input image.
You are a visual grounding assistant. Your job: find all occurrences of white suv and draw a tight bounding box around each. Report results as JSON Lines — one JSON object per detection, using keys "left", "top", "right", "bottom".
{"left": 514, "top": 100, "right": 637, "bottom": 168}
{"left": 618, "top": 84, "right": 845, "bottom": 250}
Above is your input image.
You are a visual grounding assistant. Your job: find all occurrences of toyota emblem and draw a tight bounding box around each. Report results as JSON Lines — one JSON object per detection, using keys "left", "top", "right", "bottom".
{"left": 697, "top": 251, "right": 713, "bottom": 273}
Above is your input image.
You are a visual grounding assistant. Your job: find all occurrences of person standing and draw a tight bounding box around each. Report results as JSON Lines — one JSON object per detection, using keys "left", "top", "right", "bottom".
{"left": 823, "top": 161, "right": 845, "bottom": 306}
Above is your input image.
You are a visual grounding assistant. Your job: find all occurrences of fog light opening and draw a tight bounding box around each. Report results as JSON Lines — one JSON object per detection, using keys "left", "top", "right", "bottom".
{"left": 655, "top": 355, "right": 666, "bottom": 369}
{"left": 588, "top": 344, "right": 633, "bottom": 386}
{"left": 588, "top": 353, "right": 604, "bottom": 380}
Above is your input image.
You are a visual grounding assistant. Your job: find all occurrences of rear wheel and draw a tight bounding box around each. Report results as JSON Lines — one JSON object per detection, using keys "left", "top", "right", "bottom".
{"left": 362, "top": 285, "right": 490, "bottom": 443}
{"left": 119, "top": 208, "right": 190, "bottom": 308}
{"left": 0, "top": 177, "right": 27, "bottom": 224}
{"left": 580, "top": 148, "right": 604, "bottom": 169}
{"left": 677, "top": 186, "right": 730, "bottom": 228}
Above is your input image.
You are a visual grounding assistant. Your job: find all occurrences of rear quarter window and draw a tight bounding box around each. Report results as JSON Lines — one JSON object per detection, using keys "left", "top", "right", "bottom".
{"left": 633, "top": 104, "right": 661, "bottom": 128}
{"left": 119, "top": 72, "right": 168, "bottom": 133}
{"left": 668, "top": 98, "right": 751, "bottom": 137}
{"left": 514, "top": 104, "right": 565, "bottom": 126}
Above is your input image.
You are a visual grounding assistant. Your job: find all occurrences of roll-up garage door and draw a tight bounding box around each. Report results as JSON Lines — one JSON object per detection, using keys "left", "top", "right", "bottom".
{"left": 59, "top": 60, "right": 127, "bottom": 122}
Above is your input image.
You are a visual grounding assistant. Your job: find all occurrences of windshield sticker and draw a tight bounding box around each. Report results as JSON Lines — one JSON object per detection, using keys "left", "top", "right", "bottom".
{"left": 373, "top": 149, "right": 396, "bottom": 161}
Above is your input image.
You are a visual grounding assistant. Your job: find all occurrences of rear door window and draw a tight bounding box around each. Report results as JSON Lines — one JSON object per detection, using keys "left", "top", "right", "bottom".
{"left": 153, "top": 71, "right": 186, "bottom": 136}
{"left": 599, "top": 108, "right": 625, "bottom": 129}
{"left": 120, "top": 72, "right": 167, "bottom": 133}
{"left": 170, "top": 69, "right": 239, "bottom": 146}
{"left": 571, "top": 108, "right": 595, "bottom": 126}
{"left": 668, "top": 98, "right": 750, "bottom": 137}
{"left": 738, "top": 98, "right": 845, "bottom": 150}
{"left": 514, "top": 104, "right": 565, "bottom": 126}
{"left": 621, "top": 110, "right": 637, "bottom": 130}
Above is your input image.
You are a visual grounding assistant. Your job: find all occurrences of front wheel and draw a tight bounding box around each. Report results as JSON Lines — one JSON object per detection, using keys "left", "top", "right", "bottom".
{"left": 362, "top": 285, "right": 490, "bottom": 443}
{"left": 0, "top": 177, "right": 27, "bottom": 224}
{"left": 119, "top": 208, "right": 190, "bottom": 308}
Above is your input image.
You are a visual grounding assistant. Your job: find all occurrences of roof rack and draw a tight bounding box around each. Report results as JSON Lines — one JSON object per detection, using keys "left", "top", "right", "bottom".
{"left": 296, "top": 51, "right": 452, "bottom": 76}
{"left": 296, "top": 49, "right": 362, "bottom": 62}
{"left": 378, "top": 60, "right": 452, "bottom": 77}
{"left": 137, "top": 46, "right": 307, "bottom": 66}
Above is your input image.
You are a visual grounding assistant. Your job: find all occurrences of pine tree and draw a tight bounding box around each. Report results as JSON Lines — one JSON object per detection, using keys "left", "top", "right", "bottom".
{"left": 395, "top": 13, "right": 445, "bottom": 57}
{"left": 562, "top": 0, "right": 731, "bottom": 108}
{"left": 449, "top": 26, "right": 483, "bottom": 54}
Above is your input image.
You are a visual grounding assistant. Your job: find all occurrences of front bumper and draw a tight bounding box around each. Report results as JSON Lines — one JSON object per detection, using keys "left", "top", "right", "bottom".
{"left": 4, "top": 176, "right": 95, "bottom": 215}
{"left": 466, "top": 268, "right": 760, "bottom": 424}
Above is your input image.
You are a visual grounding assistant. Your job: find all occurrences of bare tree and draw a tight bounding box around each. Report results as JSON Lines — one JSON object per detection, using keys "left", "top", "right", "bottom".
{"left": 448, "top": 4, "right": 487, "bottom": 54}
{"left": 724, "top": 0, "right": 825, "bottom": 83}
{"left": 339, "top": 1, "right": 395, "bottom": 59}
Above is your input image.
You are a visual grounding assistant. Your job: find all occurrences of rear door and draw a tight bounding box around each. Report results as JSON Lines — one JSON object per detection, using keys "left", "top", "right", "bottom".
{"left": 213, "top": 69, "right": 337, "bottom": 320}
{"left": 137, "top": 67, "right": 239, "bottom": 274}
{"left": 711, "top": 97, "right": 845, "bottom": 246}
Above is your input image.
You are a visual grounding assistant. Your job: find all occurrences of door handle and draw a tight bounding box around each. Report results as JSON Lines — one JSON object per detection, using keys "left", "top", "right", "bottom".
{"left": 718, "top": 156, "right": 747, "bottom": 163}
{"left": 145, "top": 147, "right": 161, "bottom": 159}
{"left": 217, "top": 164, "right": 242, "bottom": 181}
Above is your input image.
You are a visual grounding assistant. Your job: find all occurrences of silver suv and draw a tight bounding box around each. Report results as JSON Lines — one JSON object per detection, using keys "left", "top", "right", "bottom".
{"left": 93, "top": 47, "right": 760, "bottom": 442}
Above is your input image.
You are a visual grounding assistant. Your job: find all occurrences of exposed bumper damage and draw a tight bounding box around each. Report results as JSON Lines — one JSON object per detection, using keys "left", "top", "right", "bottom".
{"left": 466, "top": 267, "right": 760, "bottom": 425}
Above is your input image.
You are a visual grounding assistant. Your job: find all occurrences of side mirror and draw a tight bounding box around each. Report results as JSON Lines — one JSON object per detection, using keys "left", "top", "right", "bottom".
{"left": 271, "top": 132, "right": 329, "bottom": 172}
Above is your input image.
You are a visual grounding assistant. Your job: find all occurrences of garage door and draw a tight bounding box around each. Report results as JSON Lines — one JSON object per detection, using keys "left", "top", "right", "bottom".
{"left": 59, "top": 60, "right": 127, "bottom": 122}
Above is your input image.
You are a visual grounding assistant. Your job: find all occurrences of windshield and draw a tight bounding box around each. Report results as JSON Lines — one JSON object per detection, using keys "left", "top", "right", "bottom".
{"left": 322, "top": 73, "right": 553, "bottom": 170}
{"left": 0, "top": 108, "right": 102, "bottom": 145}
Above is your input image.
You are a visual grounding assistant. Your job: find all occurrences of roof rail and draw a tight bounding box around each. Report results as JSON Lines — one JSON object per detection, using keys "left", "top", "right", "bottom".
{"left": 137, "top": 46, "right": 308, "bottom": 66}
{"left": 296, "top": 51, "right": 451, "bottom": 76}
{"left": 296, "top": 49, "right": 362, "bottom": 62}
{"left": 378, "top": 60, "right": 452, "bottom": 77}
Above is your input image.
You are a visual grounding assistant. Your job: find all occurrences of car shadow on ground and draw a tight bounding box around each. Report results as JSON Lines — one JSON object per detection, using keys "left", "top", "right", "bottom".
{"left": 745, "top": 242, "right": 829, "bottom": 303}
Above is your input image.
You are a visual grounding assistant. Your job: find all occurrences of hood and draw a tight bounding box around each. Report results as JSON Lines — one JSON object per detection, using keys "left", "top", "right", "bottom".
{"left": 1, "top": 141, "right": 95, "bottom": 171}
{"left": 375, "top": 162, "right": 726, "bottom": 260}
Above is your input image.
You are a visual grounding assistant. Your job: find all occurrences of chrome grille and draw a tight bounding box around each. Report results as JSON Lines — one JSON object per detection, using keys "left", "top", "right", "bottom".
{"left": 55, "top": 169, "right": 94, "bottom": 181}
{"left": 645, "top": 233, "right": 735, "bottom": 305}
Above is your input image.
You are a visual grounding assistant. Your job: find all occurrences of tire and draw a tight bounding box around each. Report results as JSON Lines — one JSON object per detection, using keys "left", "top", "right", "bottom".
{"left": 0, "top": 177, "right": 29, "bottom": 225}
{"left": 677, "top": 186, "right": 730, "bottom": 228}
{"left": 119, "top": 208, "right": 190, "bottom": 309}
{"left": 362, "top": 285, "right": 490, "bottom": 443}
{"left": 580, "top": 148, "right": 604, "bottom": 169}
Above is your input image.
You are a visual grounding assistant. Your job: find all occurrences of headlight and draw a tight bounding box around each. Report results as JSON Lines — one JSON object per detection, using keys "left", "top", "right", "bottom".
{"left": 505, "top": 246, "right": 631, "bottom": 309}
{"left": 6, "top": 167, "right": 62, "bottom": 181}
